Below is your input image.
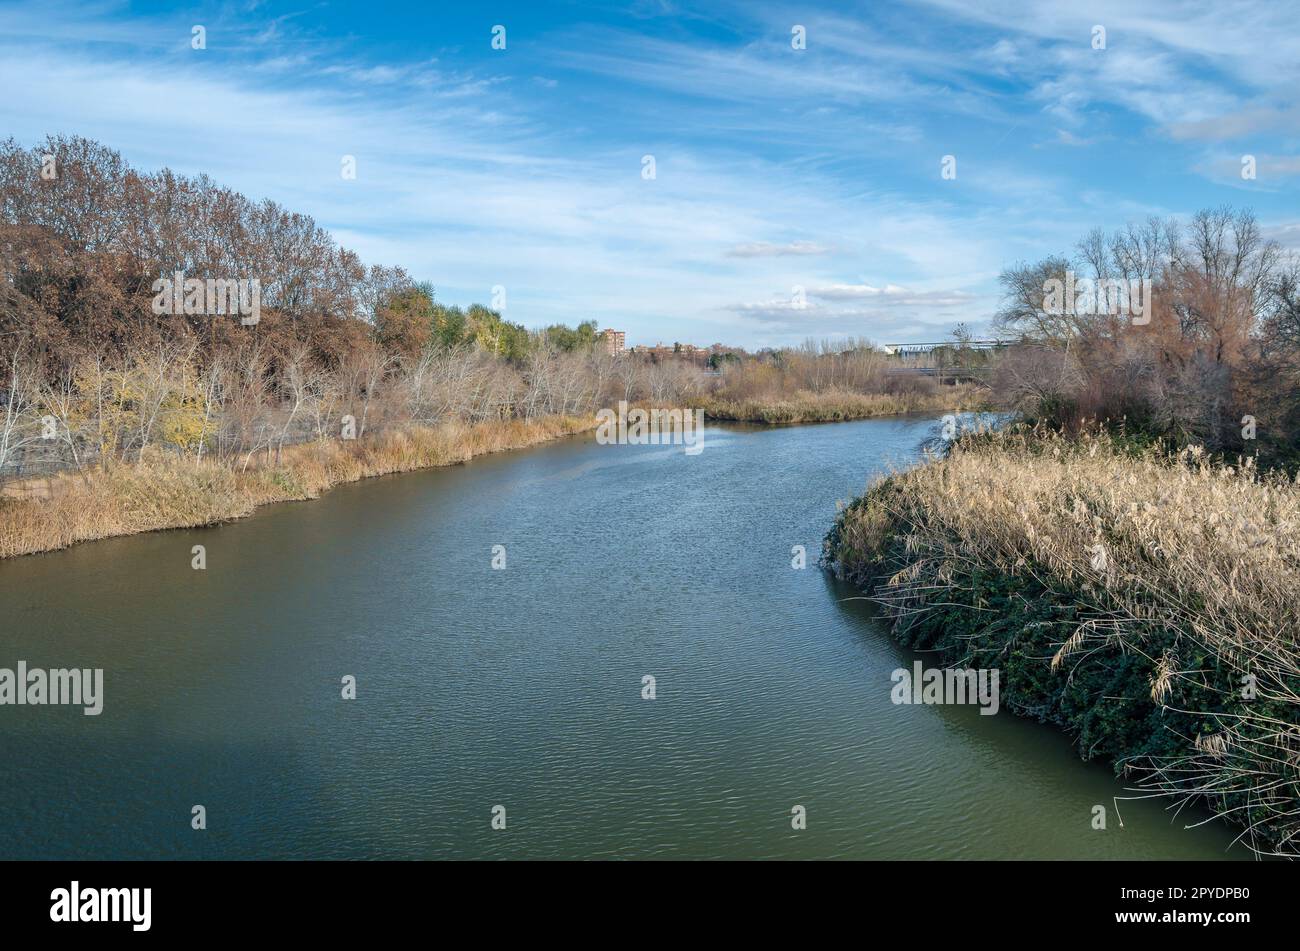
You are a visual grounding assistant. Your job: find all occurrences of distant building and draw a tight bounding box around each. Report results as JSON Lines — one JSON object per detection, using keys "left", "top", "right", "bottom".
{"left": 598, "top": 328, "right": 626, "bottom": 355}
{"left": 627, "top": 341, "right": 714, "bottom": 364}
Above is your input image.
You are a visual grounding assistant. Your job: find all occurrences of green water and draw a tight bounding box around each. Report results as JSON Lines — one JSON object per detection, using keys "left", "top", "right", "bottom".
{"left": 0, "top": 416, "right": 1246, "bottom": 858}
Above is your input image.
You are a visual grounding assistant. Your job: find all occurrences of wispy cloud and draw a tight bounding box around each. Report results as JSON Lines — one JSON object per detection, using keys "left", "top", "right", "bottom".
{"left": 726, "top": 241, "right": 831, "bottom": 258}
{"left": 0, "top": 0, "right": 1295, "bottom": 348}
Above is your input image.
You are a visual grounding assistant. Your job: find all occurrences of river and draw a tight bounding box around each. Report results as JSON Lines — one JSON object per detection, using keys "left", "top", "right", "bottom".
{"left": 0, "top": 415, "right": 1246, "bottom": 859}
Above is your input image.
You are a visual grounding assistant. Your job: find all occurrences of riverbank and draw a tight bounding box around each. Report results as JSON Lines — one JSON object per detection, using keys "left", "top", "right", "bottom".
{"left": 696, "top": 385, "right": 983, "bottom": 424}
{"left": 0, "top": 415, "right": 598, "bottom": 559}
{"left": 0, "top": 398, "right": 983, "bottom": 560}
{"left": 3, "top": 413, "right": 1240, "bottom": 859}
{"left": 824, "top": 426, "right": 1300, "bottom": 856}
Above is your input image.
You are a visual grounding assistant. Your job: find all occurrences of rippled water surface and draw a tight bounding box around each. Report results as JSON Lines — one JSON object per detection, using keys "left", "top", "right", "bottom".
{"left": 0, "top": 416, "right": 1245, "bottom": 858}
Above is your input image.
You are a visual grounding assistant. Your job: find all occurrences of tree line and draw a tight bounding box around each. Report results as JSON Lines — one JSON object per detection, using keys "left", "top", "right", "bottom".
{"left": 0, "top": 135, "right": 704, "bottom": 478}
{"left": 991, "top": 207, "right": 1300, "bottom": 468}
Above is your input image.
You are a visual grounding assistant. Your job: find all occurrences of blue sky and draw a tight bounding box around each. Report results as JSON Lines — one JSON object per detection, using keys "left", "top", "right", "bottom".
{"left": 1, "top": 0, "right": 1297, "bottom": 348}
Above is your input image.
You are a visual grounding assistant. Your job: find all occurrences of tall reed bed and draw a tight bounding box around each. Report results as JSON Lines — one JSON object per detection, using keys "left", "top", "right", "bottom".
{"left": 697, "top": 385, "right": 982, "bottom": 424}
{"left": 0, "top": 416, "right": 596, "bottom": 558}
{"left": 825, "top": 426, "right": 1300, "bottom": 855}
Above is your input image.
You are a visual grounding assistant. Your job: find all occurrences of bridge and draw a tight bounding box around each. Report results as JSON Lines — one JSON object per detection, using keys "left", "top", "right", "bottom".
{"left": 881, "top": 339, "right": 1003, "bottom": 384}
{"left": 882, "top": 340, "right": 1002, "bottom": 355}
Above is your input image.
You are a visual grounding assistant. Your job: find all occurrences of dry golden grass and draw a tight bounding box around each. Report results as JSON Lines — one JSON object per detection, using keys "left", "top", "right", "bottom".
{"left": 697, "top": 385, "right": 983, "bottom": 424}
{"left": 0, "top": 415, "right": 597, "bottom": 559}
{"left": 837, "top": 429, "right": 1300, "bottom": 651}
{"left": 830, "top": 426, "right": 1300, "bottom": 854}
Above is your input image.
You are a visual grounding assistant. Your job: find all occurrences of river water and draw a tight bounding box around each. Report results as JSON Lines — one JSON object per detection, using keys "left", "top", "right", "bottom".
{"left": 0, "top": 416, "right": 1245, "bottom": 859}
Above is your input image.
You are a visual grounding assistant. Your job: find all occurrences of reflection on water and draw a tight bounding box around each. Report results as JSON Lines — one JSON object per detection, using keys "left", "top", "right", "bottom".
{"left": 0, "top": 415, "right": 1245, "bottom": 858}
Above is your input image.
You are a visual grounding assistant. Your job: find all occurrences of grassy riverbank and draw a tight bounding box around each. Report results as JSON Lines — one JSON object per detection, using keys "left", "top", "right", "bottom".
{"left": 824, "top": 426, "right": 1300, "bottom": 856}
{"left": 0, "top": 400, "right": 981, "bottom": 560}
{"left": 696, "top": 385, "right": 984, "bottom": 424}
{"left": 0, "top": 415, "right": 597, "bottom": 559}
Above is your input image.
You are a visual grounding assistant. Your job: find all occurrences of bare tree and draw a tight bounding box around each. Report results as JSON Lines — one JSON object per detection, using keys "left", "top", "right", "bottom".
{"left": 0, "top": 343, "right": 40, "bottom": 477}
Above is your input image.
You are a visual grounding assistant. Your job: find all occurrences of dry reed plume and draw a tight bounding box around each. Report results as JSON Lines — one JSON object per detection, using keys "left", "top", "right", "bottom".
{"left": 827, "top": 426, "right": 1300, "bottom": 855}
{"left": 0, "top": 416, "right": 596, "bottom": 559}
{"left": 697, "top": 385, "right": 982, "bottom": 424}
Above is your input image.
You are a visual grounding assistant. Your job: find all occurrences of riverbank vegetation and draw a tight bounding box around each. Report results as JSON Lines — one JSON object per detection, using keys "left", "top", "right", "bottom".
{"left": 0, "top": 136, "right": 705, "bottom": 555}
{"left": 0, "top": 415, "right": 594, "bottom": 558}
{"left": 828, "top": 208, "right": 1300, "bottom": 854}
{"left": 989, "top": 207, "right": 1299, "bottom": 471}
{"left": 695, "top": 338, "right": 983, "bottom": 422}
{"left": 826, "top": 426, "right": 1300, "bottom": 855}
{"left": 697, "top": 385, "right": 980, "bottom": 424}
{"left": 1, "top": 134, "right": 981, "bottom": 556}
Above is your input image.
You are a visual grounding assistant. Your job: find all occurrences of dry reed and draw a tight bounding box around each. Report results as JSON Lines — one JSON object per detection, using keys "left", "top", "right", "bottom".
{"left": 697, "top": 385, "right": 982, "bottom": 424}
{"left": 828, "top": 426, "right": 1300, "bottom": 855}
{"left": 0, "top": 415, "right": 597, "bottom": 558}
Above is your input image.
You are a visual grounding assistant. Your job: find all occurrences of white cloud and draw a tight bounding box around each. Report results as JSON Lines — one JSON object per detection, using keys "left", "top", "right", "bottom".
{"left": 726, "top": 241, "right": 831, "bottom": 258}
{"left": 1, "top": 0, "right": 1294, "bottom": 349}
